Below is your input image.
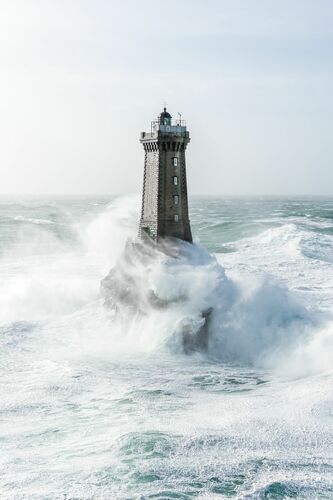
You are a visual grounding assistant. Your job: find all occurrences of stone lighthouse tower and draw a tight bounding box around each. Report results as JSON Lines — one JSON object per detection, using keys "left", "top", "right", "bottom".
{"left": 139, "top": 108, "right": 192, "bottom": 243}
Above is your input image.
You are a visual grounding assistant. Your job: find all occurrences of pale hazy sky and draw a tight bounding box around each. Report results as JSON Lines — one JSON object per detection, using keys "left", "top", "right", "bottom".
{"left": 0, "top": 0, "right": 332, "bottom": 195}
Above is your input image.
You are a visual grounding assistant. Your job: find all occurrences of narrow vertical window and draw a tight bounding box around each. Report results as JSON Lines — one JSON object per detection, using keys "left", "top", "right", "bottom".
{"left": 173, "top": 157, "right": 178, "bottom": 167}
{"left": 173, "top": 195, "right": 179, "bottom": 205}
{"left": 174, "top": 214, "right": 179, "bottom": 222}
{"left": 172, "top": 176, "right": 178, "bottom": 185}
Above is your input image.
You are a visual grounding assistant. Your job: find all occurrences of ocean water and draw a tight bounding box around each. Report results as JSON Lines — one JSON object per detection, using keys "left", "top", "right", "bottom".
{"left": 0, "top": 195, "right": 332, "bottom": 499}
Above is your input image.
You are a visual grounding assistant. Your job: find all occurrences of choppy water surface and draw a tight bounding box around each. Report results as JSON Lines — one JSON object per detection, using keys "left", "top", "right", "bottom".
{"left": 0, "top": 196, "right": 332, "bottom": 499}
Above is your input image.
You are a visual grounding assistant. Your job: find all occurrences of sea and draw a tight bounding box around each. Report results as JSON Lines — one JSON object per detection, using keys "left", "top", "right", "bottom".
{"left": 0, "top": 195, "right": 332, "bottom": 499}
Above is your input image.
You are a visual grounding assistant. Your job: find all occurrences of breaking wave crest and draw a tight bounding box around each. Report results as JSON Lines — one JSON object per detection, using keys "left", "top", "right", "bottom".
{"left": 235, "top": 222, "right": 333, "bottom": 264}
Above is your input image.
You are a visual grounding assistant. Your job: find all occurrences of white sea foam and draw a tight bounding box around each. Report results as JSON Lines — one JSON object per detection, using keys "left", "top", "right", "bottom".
{"left": 0, "top": 196, "right": 332, "bottom": 498}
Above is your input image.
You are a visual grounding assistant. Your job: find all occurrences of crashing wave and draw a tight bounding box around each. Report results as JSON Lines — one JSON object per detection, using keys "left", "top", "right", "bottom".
{"left": 101, "top": 238, "right": 235, "bottom": 353}
{"left": 100, "top": 226, "right": 324, "bottom": 374}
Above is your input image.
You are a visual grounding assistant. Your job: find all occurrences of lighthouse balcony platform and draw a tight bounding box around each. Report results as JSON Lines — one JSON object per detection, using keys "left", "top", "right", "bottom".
{"left": 141, "top": 128, "right": 189, "bottom": 141}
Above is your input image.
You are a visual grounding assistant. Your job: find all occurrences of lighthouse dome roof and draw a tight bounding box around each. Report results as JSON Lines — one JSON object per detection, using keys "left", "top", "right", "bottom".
{"left": 159, "top": 107, "right": 172, "bottom": 123}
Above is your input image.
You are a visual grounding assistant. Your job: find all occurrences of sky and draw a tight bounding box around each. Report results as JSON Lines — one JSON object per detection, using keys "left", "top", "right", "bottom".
{"left": 0, "top": 0, "right": 332, "bottom": 196}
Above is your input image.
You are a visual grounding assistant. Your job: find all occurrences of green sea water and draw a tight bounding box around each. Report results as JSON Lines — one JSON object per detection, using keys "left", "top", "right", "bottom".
{"left": 0, "top": 196, "right": 332, "bottom": 499}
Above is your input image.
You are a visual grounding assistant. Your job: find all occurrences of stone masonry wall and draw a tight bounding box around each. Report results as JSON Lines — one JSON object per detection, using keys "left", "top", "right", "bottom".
{"left": 139, "top": 131, "right": 192, "bottom": 243}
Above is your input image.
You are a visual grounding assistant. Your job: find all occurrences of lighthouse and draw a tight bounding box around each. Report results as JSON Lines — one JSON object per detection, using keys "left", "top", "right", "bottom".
{"left": 139, "top": 108, "right": 192, "bottom": 243}
{"left": 101, "top": 108, "right": 210, "bottom": 352}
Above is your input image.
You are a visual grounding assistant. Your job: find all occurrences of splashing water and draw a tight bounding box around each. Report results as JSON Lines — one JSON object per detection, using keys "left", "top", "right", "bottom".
{"left": 0, "top": 195, "right": 332, "bottom": 498}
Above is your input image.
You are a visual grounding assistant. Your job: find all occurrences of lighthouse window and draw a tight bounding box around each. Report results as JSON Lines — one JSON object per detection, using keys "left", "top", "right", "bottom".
{"left": 173, "top": 157, "right": 178, "bottom": 167}
{"left": 173, "top": 195, "right": 179, "bottom": 205}
{"left": 172, "top": 176, "right": 178, "bottom": 186}
{"left": 174, "top": 214, "right": 179, "bottom": 222}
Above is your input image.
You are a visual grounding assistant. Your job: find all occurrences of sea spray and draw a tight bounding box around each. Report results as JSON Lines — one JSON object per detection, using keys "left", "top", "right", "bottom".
{"left": 99, "top": 206, "right": 326, "bottom": 375}
{"left": 0, "top": 195, "right": 331, "bottom": 377}
{"left": 100, "top": 237, "right": 236, "bottom": 352}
